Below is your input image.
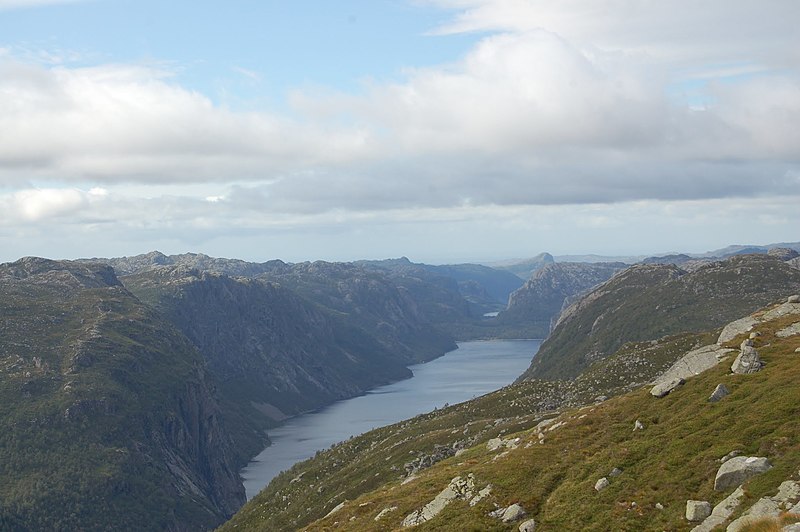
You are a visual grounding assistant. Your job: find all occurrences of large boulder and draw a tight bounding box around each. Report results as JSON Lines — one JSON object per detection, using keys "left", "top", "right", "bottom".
{"left": 714, "top": 456, "right": 772, "bottom": 491}
{"left": 730, "top": 340, "right": 763, "bottom": 374}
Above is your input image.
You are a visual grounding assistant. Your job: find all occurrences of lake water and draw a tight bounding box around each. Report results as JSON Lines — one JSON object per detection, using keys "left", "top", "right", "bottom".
{"left": 241, "top": 339, "right": 541, "bottom": 499}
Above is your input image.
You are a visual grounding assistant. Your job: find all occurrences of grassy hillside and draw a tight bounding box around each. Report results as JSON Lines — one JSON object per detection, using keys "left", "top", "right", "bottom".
{"left": 222, "top": 299, "right": 800, "bottom": 531}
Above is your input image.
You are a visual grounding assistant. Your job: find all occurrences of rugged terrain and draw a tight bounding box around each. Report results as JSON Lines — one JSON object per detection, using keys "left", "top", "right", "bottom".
{"left": 222, "top": 294, "right": 800, "bottom": 531}
{"left": 496, "top": 261, "right": 627, "bottom": 339}
{"left": 520, "top": 253, "right": 800, "bottom": 381}
{"left": 0, "top": 258, "right": 243, "bottom": 530}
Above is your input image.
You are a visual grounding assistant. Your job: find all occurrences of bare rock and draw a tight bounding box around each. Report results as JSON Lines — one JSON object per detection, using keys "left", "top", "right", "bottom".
{"left": 718, "top": 316, "right": 759, "bottom": 344}
{"left": 714, "top": 456, "right": 772, "bottom": 491}
{"left": 788, "top": 294, "right": 800, "bottom": 303}
{"left": 709, "top": 383, "right": 730, "bottom": 403}
{"left": 690, "top": 486, "right": 745, "bottom": 532}
{"left": 776, "top": 322, "right": 800, "bottom": 338}
{"left": 731, "top": 340, "right": 763, "bottom": 374}
{"left": 650, "top": 378, "right": 685, "bottom": 398}
{"left": 655, "top": 344, "right": 733, "bottom": 385}
{"left": 633, "top": 419, "right": 645, "bottom": 431}
{"left": 686, "top": 500, "right": 712, "bottom": 522}
{"left": 402, "top": 474, "right": 476, "bottom": 527}
{"left": 518, "top": 518, "right": 537, "bottom": 532}
{"left": 500, "top": 503, "right": 527, "bottom": 523}
{"left": 595, "top": 477, "right": 610, "bottom": 492}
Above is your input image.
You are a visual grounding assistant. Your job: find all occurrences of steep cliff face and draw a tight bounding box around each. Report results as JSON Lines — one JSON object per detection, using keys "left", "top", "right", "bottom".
{"left": 256, "top": 260, "right": 457, "bottom": 363}
{"left": 124, "top": 267, "right": 417, "bottom": 424}
{"left": 0, "top": 258, "right": 243, "bottom": 530}
{"left": 496, "top": 262, "right": 627, "bottom": 338}
{"left": 520, "top": 254, "right": 800, "bottom": 381}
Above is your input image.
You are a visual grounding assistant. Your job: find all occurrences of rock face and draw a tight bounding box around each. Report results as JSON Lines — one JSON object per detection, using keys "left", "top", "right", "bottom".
{"left": 123, "top": 266, "right": 454, "bottom": 462}
{"left": 686, "top": 500, "right": 712, "bottom": 521}
{"left": 714, "top": 456, "right": 772, "bottom": 491}
{"left": 731, "top": 340, "right": 763, "bottom": 375}
{"left": 499, "top": 261, "right": 626, "bottom": 338}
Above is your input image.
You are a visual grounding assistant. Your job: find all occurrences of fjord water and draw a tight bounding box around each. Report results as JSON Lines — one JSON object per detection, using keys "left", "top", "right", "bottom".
{"left": 241, "top": 339, "right": 541, "bottom": 498}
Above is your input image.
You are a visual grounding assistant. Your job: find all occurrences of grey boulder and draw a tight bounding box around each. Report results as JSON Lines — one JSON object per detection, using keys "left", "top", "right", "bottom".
{"left": 714, "top": 456, "right": 772, "bottom": 491}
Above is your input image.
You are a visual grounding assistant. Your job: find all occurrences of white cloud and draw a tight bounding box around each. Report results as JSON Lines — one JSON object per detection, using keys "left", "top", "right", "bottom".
{"left": 0, "top": 0, "right": 798, "bottom": 263}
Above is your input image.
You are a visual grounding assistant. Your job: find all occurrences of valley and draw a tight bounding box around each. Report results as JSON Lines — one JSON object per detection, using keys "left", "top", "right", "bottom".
{"left": 1, "top": 243, "right": 799, "bottom": 531}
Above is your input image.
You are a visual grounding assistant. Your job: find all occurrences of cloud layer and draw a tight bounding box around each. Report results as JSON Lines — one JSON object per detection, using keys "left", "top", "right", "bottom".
{"left": 1, "top": 0, "right": 798, "bottom": 261}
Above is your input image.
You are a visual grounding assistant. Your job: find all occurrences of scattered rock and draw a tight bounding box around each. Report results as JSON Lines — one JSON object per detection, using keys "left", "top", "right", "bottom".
{"left": 749, "top": 332, "right": 761, "bottom": 339}
{"left": 655, "top": 502, "right": 664, "bottom": 510}
{"left": 650, "top": 378, "right": 685, "bottom": 398}
{"left": 609, "top": 467, "right": 623, "bottom": 477}
{"left": 686, "top": 500, "right": 712, "bottom": 522}
{"left": 633, "top": 420, "right": 645, "bottom": 431}
{"left": 518, "top": 518, "right": 537, "bottom": 532}
{"left": 469, "top": 485, "right": 492, "bottom": 507}
{"left": 690, "top": 486, "right": 745, "bottom": 532}
{"left": 789, "top": 294, "right": 800, "bottom": 304}
{"left": 486, "top": 438, "right": 504, "bottom": 451}
{"left": 708, "top": 383, "right": 730, "bottom": 403}
{"left": 499, "top": 503, "right": 527, "bottom": 523}
{"left": 768, "top": 249, "right": 800, "bottom": 261}
{"left": 731, "top": 340, "right": 763, "bottom": 375}
{"left": 714, "top": 456, "right": 772, "bottom": 491}
{"left": 595, "top": 477, "right": 610, "bottom": 492}
{"left": 325, "top": 501, "right": 347, "bottom": 518}
{"left": 374, "top": 507, "right": 397, "bottom": 521}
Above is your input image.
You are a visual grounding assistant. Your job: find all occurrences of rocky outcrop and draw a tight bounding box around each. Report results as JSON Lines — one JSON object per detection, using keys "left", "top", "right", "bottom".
{"left": 691, "top": 487, "right": 745, "bottom": 532}
{"left": 727, "top": 480, "right": 800, "bottom": 531}
{"left": 731, "top": 339, "right": 763, "bottom": 374}
{"left": 402, "top": 474, "right": 479, "bottom": 527}
{"left": 714, "top": 456, "right": 772, "bottom": 491}
{"left": 652, "top": 344, "right": 734, "bottom": 393}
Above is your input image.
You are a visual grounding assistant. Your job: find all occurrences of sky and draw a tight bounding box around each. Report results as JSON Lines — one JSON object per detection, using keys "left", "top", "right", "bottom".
{"left": 1, "top": 0, "right": 798, "bottom": 264}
